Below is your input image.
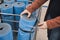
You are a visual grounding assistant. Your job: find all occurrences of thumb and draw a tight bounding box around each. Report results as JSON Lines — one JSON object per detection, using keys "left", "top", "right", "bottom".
{"left": 20, "top": 11, "right": 25, "bottom": 17}
{"left": 38, "top": 22, "right": 44, "bottom": 26}
{"left": 27, "top": 13, "right": 31, "bottom": 18}
{"left": 38, "top": 22, "right": 48, "bottom": 29}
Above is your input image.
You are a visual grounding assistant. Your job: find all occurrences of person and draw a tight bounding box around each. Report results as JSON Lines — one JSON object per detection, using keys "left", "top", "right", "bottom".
{"left": 21, "top": 0, "right": 60, "bottom": 40}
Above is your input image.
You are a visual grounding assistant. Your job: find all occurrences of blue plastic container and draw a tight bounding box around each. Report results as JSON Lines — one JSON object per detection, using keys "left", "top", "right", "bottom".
{"left": 0, "top": 23, "right": 13, "bottom": 40}
{"left": 18, "top": 29, "right": 34, "bottom": 40}
{"left": 20, "top": 15, "right": 37, "bottom": 26}
{"left": 16, "top": 0, "right": 29, "bottom": 5}
{"left": 4, "top": 0, "right": 15, "bottom": 4}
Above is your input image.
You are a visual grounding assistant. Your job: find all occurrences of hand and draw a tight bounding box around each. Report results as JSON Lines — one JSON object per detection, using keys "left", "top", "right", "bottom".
{"left": 20, "top": 9, "right": 31, "bottom": 18}
{"left": 38, "top": 22, "right": 47, "bottom": 29}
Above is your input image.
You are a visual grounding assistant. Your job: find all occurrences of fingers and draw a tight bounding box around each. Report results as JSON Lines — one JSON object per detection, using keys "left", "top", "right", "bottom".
{"left": 20, "top": 10, "right": 31, "bottom": 18}
{"left": 20, "top": 12, "right": 23, "bottom": 17}
{"left": 27, "top": 13, "right": 31, "bottom": 18}
{"left": 38, "top": 22, "right": 44, "bottom": 26}
{"left": 38, "top": 22, "right": 47, "bottom": 29}
{"left": 20, "top": 11, "right": 26, "bottom": 17}
{"left": 38, "top": 26, "right": 47, "bottom": 29}
{"left": 21, "top": 12, "right": 31, "bottom": 18}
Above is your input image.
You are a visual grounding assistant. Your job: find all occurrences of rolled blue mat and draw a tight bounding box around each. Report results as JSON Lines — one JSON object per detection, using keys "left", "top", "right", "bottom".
{"left": 13, "top": 2, "right": 25, "bottom": 28}
{"left": 1, "top": 4, "right": 14, "bottom": 29}
{"left": 0, "top": 23, "right": 13, "bottom": 40}
{"left": 16, "top": 0, "right": 29, "bottom": 5}
{"left": 14, "top": 16, "right": 19, "bottom": 30}
{"left": 13, "top": 2, "right": 25, "bottom": 15}
{"left": 2, "top": 15, "right": 14, "bottom": 29}
{"left": 2, "top": 15, "right": 14, "bottom": 20}
{"left": 1, "top": 3, "right": 13, "bottom": 13}
{"left": 19, "top": 23, "right": 35, "bottom": 40}
{"left": 1, "top": 4, "right": 14, "bottom": 20}
{"left": 19, "top": 22, "right": 35, "bottom": 31}
{"left": 4, "top": 0, "right": 15, "bottom": 4}
{"left": 18, "top": 29, "right": 33, "bottom": 40}
{"left": 13, "top": 2, "right": 25, "bottom": 21}
{"left": 20, "top": 15, "right": 37, "bottom": 26}
{"left": 2, "top": 20, "right": 14, "bottom": 30}
{"left": 31, "top": 31, "right": 35, "bottom": 40}
{"left": 15, "top": 16, "right": 20, "bottom": 21}
{"left": 14, "top": 22, "right": 19, "bottom": 30}
{"left": 32, "top": 11, "right": 36, "bottom": 17}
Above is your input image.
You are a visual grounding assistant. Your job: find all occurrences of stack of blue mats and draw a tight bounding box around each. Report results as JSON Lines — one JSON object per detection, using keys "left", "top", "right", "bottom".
{"left": 1, "top": 3, "right": 14, "bottom": 29}
{"left": 18, "top": 14, "right": 37, "bottom": 40}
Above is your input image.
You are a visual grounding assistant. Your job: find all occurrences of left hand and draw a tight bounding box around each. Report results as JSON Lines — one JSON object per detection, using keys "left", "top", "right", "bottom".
{"left": 38, "top": 22, "right": 47, "bottom": 29}
{"left": 20, "top": 9, "right": 31, "bottom": 18}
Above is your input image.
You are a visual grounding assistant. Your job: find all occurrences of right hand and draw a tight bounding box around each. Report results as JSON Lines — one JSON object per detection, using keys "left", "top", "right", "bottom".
{"left": 38, "top": 22, "right": 48, "bottom": 29}
{"left": 20, "top": 9, "right": 31, "bottom": 18}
